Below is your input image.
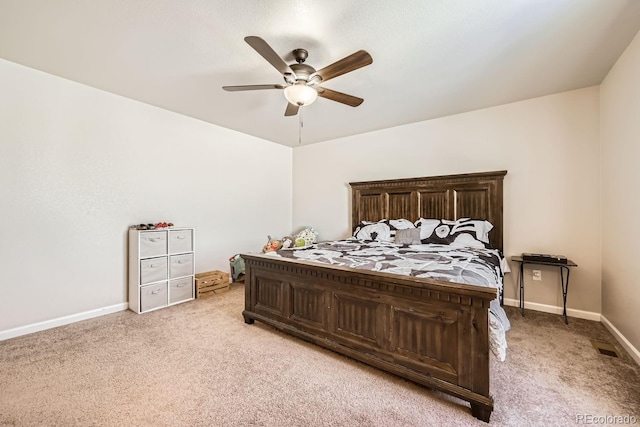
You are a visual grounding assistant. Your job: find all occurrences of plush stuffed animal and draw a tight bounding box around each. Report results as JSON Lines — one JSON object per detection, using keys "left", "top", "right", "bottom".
{"left": 295, "top": 227, "right": 318, "bottom": 247}
{"left": 281, "top": 236, "right": 294, "bottom": 249}
{"left": 262, "top": 235, "right": 283, "bottom": 253}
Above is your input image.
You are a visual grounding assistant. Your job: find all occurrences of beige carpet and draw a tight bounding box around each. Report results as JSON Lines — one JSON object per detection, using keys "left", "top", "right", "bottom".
{"left": 1, "top": 284, "right": 638, "bottom": 427}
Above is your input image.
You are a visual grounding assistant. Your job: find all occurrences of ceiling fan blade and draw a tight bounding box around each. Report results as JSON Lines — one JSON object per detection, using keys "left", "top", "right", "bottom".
{"left": 317, "top": 87, "right": 364, "bottom": 107}
{"left": 244, "top": 36, "right": 295, "bottom": 77}
{"left": 284, "top": 102, "right": 299, "bottom": 116}
{"left": 311, "top": 50, "right": 372, "bottom": 83}
{"left": 222, "top": 84, "right": 284, "bottom": 91}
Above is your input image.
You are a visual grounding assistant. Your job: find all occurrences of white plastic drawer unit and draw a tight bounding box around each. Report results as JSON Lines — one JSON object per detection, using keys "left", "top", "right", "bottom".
{"left": 169, "top": 229, "right": 193, "bottom": 254}
{"left": 140, "top": 256, "right": 168, "bottom": 285}
{"left": 139, "top": 231, "right": 168, "bottom": 258}
{"left": 140, "top": 282, "right": 168, "bottom": 312}
{"left": 170, "top": 253, "right": 193, "bottom": 279}
{"left": 170, "top": 277, "right": 193, "bottom": 304}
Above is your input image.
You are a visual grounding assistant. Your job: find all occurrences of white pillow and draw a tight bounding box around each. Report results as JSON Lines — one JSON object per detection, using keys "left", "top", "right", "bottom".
{"left": 353, "top": 222, "right": 392, "bottom": 241}
{"left": 414, "top": 218, "right": 441, "bottom": 240}
{"left": 452, "top": 218, "right": 493, "bottom": 244}
{"left": 450, "top": 233, "right": 486, "bottom": 248}
{"left": 388, "top": 219, "right": 415, "bottom": 230}
{"left": 415, "top": 217, "right": 494, "bottom": 245}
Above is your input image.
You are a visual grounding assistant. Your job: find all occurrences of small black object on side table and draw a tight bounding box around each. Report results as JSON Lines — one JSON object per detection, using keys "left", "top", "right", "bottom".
{"left": 511, "top": 254, "right": 578, "bottom": 324}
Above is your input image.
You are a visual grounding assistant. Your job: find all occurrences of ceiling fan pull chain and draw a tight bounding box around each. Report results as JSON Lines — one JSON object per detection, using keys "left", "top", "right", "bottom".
{"left": 299, "top": 107, "right": 303, "bottom": 144}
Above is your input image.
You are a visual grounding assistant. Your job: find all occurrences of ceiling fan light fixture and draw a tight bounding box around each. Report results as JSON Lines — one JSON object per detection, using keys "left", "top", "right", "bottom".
{"left": 223, "top": 36, "right": 373, "bottom": 118}
{"left": 284, "top": 83, "right": 317, "bottom": 106}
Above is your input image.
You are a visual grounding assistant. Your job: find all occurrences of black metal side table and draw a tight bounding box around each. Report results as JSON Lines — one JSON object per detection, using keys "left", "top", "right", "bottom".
{"left": 511, "top": 255, "right": 578, "bottom": 324}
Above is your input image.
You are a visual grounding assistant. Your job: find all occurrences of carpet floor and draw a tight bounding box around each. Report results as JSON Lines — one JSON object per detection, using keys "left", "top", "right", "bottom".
{"left": 0, "top": 283, "right": 638, "bottom": 426}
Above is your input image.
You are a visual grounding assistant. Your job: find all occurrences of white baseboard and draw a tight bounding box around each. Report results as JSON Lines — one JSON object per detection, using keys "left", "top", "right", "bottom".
{"left": 0, "top": 302, "right": 129, "bottom": 341}
{"left": 503, "top": 298, "right": 601, "bottom": 321}
{"left": 601, "top": 315, "right": 640, "bottom": 366}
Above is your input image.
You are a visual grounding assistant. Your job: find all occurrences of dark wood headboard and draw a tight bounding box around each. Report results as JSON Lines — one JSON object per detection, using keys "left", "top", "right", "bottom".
{"left": 349, "top": 170, "right": 507, "bottom": 251}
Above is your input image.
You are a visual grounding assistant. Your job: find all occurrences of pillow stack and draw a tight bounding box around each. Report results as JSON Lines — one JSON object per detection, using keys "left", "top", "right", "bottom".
{"left": 352, "top": 217, "right": 493, "bottom": 248}
{"left": 415, "top": 217, "right": 493, "bottom": 247}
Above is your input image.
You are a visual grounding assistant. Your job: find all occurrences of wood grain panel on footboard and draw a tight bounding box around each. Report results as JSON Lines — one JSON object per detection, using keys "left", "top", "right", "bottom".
{"left": 242, "top": 254, "right": 496, "bottom": 422}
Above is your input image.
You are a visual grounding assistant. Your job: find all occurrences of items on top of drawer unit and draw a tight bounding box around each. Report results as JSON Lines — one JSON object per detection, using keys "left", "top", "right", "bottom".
{"left": 130, "top": 222, "right": 175, "bottom": 230}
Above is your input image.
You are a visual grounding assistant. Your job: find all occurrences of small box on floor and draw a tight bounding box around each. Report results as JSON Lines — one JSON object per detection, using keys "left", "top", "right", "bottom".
{"left": 195, "top": 270, "right": 230, "bottom": 298}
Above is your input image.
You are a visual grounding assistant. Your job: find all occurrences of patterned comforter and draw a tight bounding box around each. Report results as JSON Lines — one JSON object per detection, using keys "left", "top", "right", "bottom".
{"left": 269, "top": 238, "right": 511, "bottom": 360}
{"left": 276, "top": 239, "right": 502, "bottom": 290}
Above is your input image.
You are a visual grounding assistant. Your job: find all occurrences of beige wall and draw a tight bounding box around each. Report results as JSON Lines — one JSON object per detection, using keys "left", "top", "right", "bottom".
{"left": 0, "top": 59, "right": 292, "bottom": 334}
{"left": 293, "top": 87, "right": 601, "bottom": 315}
{"left": 600, "top": 30, "right": 640, "bottom": 352}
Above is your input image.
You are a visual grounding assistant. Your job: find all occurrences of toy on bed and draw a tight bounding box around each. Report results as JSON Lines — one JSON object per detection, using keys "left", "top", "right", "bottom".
{"left": 294, "top": 227, "right": 318, "bottom": 247}
{"left": 281, "top": 236, "right": 294, "bottom": 249}
{"left": 262, "top": 227, "right": 318, "bottom": 252}
{"left": 262, "top": 235, "right": 283, "bottom": 253}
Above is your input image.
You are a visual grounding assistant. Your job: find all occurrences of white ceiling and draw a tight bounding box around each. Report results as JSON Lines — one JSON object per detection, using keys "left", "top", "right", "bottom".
{"left": 1, "top": 0, "right": 640, "bottom": 147}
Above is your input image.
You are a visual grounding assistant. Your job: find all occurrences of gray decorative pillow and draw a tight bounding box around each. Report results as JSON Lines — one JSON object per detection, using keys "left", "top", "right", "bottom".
{"left": 394, "top": 228, "right": 421, "bottom": 245}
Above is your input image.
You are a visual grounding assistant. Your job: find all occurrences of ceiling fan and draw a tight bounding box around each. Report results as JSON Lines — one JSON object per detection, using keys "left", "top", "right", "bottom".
{"left": 223, "top": 36, "right": 373, "bottom": 116}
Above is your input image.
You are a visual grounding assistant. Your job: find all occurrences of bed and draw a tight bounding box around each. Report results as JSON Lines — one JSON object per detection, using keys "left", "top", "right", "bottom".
{"left": 241, "top": 170, "right": 507, "bottom": 422}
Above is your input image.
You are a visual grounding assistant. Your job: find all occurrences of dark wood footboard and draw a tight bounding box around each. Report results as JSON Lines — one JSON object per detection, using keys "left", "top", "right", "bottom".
{"left": 242, "top": 254, "right": 497, "bottom": 422}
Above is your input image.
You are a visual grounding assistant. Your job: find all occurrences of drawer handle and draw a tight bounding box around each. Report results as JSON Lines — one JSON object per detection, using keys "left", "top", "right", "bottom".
{"left": 177, "top": 236, "right": 185, "bottom": 240}
{"left": 176, "top": 283, "right": 187, "bottom": 288}
{"left": 148, "top": 264, "right": 155, "bottom": 268}
{"left": 177, "top": 260, "right": 185, "bottom": 264}
{"left": 147, "top": 238, "right": 161, "bottom": 242}
{"left": 151, "top": 289, "right": 161, "bottom": 295}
